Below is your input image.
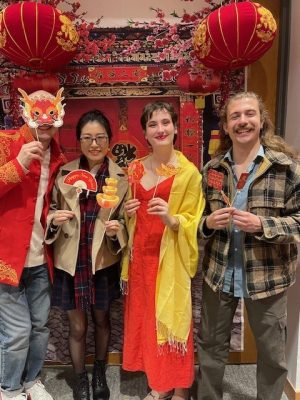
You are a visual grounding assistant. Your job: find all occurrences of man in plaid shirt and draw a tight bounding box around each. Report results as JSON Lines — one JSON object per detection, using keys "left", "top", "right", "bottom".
{"left": 197, "top": 91, "right": 300, "bottom": 400}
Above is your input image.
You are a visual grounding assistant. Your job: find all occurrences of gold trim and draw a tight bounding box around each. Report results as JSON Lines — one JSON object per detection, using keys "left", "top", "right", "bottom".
{"left": 246, "top": 38, "right": 274, "bottom": 59}
{"left": 0, "top": 11, "right": 6, "bottom": 48}
{"left": 56, "top": 14, "right": 79, "bottom": 52}
{"left": 217, "top": 5, "right": 233, "bottom": 59}
{"left": 0, "top": 260, "right": 18, "bottom": 285}
{"left": 64, "top": 86, "right": 182, "bottom": 99}
{"left": 236, "top": 3, "right": 239, "bottom": 58}
{"left": 246, "top": 42, "right": 262, "bottom": 57}
{"left": 45, "top": 46, "right": 62, "bottom": 59}
{"left": 0, "top": 131, "right": 20, "bottom": 140}
{"left": 2, "top": 5, "right": 30, "bottom": 58}
{"left": 0, "top": 131, "right": 21, "bottom": 168}
{"left": 206, "top": 10, "right": 229, "bottom": 62}
{"left": 42, "top": 6, "right": 56, "bottom": 57}
{"left": 243, "top": 2, "right": 257, "bottom": 57}
{"left": 193, "top": 20, "right": 211, "bottom": 59}
{"left": 0, "top": 139, "right": 10, "bottom": 166}
{"left": 0, "top": 160, "right": 22, "bottom": 184}
{"left": 0, "top": 47, "right": 28, "bottom": 60}
{"left": 35, "top": 2, "right": 38, "bottom": 54}
{"left": 21, "top": 2, "right": 33, "bottom": 57}
{"left": 256, "top": 4, "right": 277, "bottom": 43}
{"left": 20, "top": 125, "right": 35, "bottom": 143}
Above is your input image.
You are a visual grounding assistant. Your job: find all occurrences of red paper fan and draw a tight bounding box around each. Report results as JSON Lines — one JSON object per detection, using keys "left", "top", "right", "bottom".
{"left": 63, "top": 170, "right": 97, "bottom": 192}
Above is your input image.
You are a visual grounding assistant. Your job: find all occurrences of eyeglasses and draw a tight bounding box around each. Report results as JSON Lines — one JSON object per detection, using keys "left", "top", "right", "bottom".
{"left": 80, "top": 135, "right": 108, "bottom": 146}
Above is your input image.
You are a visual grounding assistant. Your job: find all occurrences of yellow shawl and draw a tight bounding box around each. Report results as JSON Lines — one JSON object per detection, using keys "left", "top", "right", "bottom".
{"left": 121, "top": 151, "right": 205, "bottom": 350}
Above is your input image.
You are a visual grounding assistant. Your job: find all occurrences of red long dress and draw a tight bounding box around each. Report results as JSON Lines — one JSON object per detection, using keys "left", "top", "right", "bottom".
{"left": 123, "top": 178, "right": 194, "bottom": 392}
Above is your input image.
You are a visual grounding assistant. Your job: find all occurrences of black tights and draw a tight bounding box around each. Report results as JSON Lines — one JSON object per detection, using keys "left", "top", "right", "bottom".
{"left": 67, "top": 308, "right": 110, "bottom": 374}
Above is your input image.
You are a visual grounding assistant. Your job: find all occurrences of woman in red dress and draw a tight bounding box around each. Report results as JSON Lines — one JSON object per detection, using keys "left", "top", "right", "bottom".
{"left": 121, "top": 102, "right": 205, "bottom": 400}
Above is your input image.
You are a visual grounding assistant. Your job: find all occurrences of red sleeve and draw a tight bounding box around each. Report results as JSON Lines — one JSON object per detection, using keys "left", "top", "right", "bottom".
{"left": 0, "top": 133, "right": 27, "bottom": 198}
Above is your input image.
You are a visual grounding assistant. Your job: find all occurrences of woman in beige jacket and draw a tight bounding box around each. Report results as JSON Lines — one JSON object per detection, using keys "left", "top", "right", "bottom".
{"left": 45, "top": 110, "right": 128, "bottom": 400}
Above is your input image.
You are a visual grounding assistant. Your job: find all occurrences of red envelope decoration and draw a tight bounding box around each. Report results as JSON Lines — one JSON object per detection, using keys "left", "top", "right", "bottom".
{"left": 236, "top": 172, "right": 249, "bottom": 189}
{"left": 63, "top": 170, "right": 97, "bottom": 193}
{"left": 207, "top": 169, "right": 224, "bottom": 191}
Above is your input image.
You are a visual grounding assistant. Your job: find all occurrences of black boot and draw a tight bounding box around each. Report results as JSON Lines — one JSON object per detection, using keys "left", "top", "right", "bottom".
{"left": 73, "top": 370, "right": 90, "bottom": 400}
{"left": 92, "top": 360, "right": 110, "bottom": 400}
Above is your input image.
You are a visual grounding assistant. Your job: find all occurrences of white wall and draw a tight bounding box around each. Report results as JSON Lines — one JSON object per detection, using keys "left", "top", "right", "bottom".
{"left": 59, "top": 0, "right": 208, "bottom": 27}
{"left": 285, "top": 0, "right": 300, "bottom": 392}
{"left": 285, "top": 1, "right": 300, "bottom": 151}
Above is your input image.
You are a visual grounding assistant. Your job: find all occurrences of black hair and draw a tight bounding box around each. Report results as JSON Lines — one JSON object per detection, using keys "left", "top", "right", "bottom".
{"left": 76, "top": 109, "right": 112, "bottom": 141}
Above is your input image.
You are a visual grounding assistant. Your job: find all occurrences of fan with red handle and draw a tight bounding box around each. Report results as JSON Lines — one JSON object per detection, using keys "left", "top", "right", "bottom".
{"left": 63, "top": 170, "right": 97, "bottom": 196}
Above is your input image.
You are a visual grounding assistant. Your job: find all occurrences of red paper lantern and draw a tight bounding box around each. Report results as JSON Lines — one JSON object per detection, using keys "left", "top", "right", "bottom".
{"left": 176, "top": 66, "right": 221, "bottom": 95}
{"left": 13, "top": 73, "right": 60, "bottom": 94}
{"left": 0, "top": 2, "right": 79, "bottom": 71}
{"left": 193, "top": 2, "right": 277, "bottom": 70}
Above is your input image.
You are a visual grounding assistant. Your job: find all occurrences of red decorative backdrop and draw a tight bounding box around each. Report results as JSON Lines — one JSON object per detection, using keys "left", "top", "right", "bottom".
{"left": 59, "top": 96, "right": 202, "bottom": 168}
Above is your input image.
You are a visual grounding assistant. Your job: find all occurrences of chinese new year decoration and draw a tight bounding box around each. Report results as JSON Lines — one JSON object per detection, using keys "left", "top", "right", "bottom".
{"left": 13, "top": 73, "right": 60, "bottom": 95}
{"left": 176, "top": 66, "right": 221, "bottom": 95}
{"left": 0, "top": 2, "right": 79, "bottom": 71}
{"left": 193, "top": 1, "right": 277, "bottom": 70}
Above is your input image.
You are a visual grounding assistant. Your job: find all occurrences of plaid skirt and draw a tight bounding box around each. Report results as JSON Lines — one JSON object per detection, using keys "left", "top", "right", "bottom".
{"left": 52, "top": 262, "right": 120, "bottom": 311}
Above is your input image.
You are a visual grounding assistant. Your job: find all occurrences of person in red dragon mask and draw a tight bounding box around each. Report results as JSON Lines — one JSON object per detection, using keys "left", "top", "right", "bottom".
{"left": 0, "top": 88, "right": 66, "bottom": 400}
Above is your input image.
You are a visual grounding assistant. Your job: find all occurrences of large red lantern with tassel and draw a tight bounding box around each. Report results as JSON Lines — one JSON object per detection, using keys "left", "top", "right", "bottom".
{"left": 176, "top": 66, "right": 221, "bottom": 95}
{"left": 193, "top": 2, "right": 277, "bottom": 70}
{"left": 0, "top": 2, "right": 79, "bottom": 71}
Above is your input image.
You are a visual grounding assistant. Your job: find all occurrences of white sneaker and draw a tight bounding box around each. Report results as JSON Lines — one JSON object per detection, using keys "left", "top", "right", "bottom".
{"left": 0, "top": 392, "right": 27, "bottom": 400}
{"left": 25, "top": 381, "right": 53, "bottom": 400}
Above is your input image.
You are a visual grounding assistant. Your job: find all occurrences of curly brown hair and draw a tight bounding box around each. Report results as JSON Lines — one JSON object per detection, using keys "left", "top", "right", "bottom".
{"left": 215, "top": 91, "right": 299, "bottom": 160}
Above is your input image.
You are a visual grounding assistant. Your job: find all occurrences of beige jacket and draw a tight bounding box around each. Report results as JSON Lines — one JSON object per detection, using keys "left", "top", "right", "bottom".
{"left": 45, "top": 158, "right": 128, "bottom": 276}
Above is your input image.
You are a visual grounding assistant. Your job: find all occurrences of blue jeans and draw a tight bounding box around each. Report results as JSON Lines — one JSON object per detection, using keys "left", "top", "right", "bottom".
{"left": 0, "top": 264, "right": 51, "bottom": 394}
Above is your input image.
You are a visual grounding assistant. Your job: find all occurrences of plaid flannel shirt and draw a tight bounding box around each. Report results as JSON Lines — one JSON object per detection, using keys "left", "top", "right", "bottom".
{"left": 199, "top": 147, "right": 300, "bottom": 300}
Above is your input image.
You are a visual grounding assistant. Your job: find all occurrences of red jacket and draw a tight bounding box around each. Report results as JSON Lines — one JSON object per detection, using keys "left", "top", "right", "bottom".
{"left": 0, "top": 125, "right": 65, "bottom": 286}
